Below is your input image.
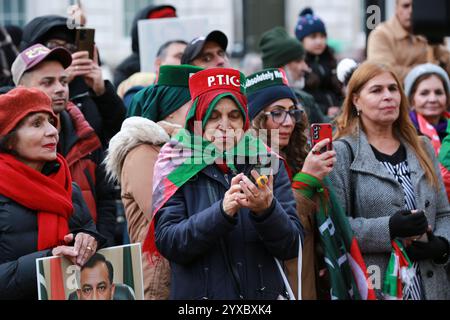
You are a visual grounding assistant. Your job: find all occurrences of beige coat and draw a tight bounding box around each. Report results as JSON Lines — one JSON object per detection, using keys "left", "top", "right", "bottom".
{"left": 105, "top": 117, "right": 171, "bottom": 300}
{"left": 367, "top": 15, "right": 429, "bottom": 81}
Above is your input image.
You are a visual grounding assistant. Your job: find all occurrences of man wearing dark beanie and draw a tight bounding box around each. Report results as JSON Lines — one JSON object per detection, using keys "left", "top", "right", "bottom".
{"left": 259, "top": 26, "right": 328, "bottom": 124}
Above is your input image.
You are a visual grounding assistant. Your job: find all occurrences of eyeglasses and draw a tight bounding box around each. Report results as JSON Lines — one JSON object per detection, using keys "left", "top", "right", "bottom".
{"left": 264, "top": 108, "right": 304, "bottom": 124}
{"left": 45, "top": 40, "right": 77, "bottom": 53}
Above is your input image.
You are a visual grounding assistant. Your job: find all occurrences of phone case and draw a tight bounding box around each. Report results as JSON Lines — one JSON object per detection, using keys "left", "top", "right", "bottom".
{"left": 310, "top": 123, "right": 333, "bottom": 153}
{"left": 75, "top": 28, "right": 95, "bottom": 59}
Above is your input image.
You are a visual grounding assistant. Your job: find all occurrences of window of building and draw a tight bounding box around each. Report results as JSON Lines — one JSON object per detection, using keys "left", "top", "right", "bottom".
{"left": 123, "top": 0, "right": 155, "bottom": 36}
{"left": 0, "top": 0, "right": 27, "bottom": 27}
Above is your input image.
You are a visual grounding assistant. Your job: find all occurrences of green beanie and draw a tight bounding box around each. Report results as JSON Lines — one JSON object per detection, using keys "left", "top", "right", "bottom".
{"left": 259, "top": 26, "right": 305, "bottom": 68}
{"left": 128, "top": 65, "right": 203, "bottom": 122}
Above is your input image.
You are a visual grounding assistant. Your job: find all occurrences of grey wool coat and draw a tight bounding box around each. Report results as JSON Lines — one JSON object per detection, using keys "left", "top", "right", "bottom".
{"left": 329, "top": 129, "right": 450, "bottom": 300}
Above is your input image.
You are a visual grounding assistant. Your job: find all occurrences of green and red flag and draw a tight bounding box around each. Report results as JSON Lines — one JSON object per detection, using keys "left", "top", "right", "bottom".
{"left": 292, "top": 173, "right": 376, "bottom": 300}
{"left": 382, "top": 240, "right": 415, "bottom": 300}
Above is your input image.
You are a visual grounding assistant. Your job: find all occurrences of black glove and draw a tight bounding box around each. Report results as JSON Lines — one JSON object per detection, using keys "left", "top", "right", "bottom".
{"left": 389, "top": 210, "right": 428, "bottom": 239}
{"left": 405, "top": 233, "right": 450, "bottom": 264}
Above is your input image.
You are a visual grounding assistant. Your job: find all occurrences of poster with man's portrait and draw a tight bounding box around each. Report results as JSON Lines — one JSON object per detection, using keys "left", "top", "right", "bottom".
{"left": 36, "top": 243, "right": 144, "bottom": 300}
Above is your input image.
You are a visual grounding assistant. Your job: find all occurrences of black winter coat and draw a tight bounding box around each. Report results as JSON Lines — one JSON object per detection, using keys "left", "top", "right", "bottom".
{"left": 304, "top": 47, "right": 343, "bottom": 115}
{"left": 155, "top": 161, "right": 303, "bottom": 300}
{"left": 0, "top": 181, "right": 105, "bottom": 300}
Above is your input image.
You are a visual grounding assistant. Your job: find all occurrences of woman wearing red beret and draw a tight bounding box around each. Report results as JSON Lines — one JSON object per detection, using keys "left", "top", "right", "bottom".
{"left": 0, "top": 87, "right": 104, "bottom": 299}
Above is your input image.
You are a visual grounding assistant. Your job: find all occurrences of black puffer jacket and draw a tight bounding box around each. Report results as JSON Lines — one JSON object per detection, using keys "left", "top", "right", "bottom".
{"left": 113, "top": 5, "right": 176, "bottom": 88}
{"left": 0, "top": 180, "right": 105, "bottom": 300}
{"left": 304, "top": 46, "right": 343, "bottom": 116}
{"left": 20, "top": 15, "right": 126, "bottom": 148}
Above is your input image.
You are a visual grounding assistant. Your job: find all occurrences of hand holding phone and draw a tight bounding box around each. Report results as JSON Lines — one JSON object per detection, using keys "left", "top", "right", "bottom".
{"left": 246, "top": 156, "right": 272, "bottom": 187}
{"left": 310, "top": 123, "right": 333, "bottom": 154}
{"left": 238, "top": 170, "right": 274, "bottom": 215}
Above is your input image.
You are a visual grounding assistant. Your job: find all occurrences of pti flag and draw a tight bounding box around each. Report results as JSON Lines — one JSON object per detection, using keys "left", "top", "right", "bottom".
{"left": 292, "top": 173, "right": 376, "bottom": 300}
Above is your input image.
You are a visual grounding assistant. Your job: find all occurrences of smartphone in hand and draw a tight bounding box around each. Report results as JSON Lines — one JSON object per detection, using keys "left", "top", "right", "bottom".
{"left": 245, "top": 156, "right": 272, "bottom": 188}
{"left": 310, "top": 123, "right": 333, "bottom": 154}
{"left": 75, "top": 27, "right": 95, "bottom": 59}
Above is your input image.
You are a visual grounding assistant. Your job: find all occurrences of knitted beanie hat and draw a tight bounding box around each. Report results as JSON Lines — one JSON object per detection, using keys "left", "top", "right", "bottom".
{"left": 404, "top": 63, "right": 450, "bottom": 97}
{"left": 246, "top": 68, "right": 297, "bottom": 120}
{"left": 295, "top": 7, "right": 327, "bottom": 41}
{"left": 259, "top": 26, "right": 305, "bottom": 69}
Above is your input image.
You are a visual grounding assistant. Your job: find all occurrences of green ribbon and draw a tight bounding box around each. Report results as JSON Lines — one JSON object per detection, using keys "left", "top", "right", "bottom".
{"left": 292, "top": 172, "right": 325, "bottom": 200}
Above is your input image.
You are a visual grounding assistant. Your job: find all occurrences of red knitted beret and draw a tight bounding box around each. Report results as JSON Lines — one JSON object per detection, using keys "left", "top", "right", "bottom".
{"left": 0, "top": 87, "right": 56, "bottom": 136}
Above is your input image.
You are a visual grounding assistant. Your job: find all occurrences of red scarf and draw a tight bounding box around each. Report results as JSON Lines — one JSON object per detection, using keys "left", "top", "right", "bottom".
{"left": 0, "top": 153, "right": 73, "bottom": 250}
{"left": 417, "top": 113, "right": 442, "bottom": 155}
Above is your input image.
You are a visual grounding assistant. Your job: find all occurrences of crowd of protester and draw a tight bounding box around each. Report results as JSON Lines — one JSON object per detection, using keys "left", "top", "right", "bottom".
{"left": 0, "top": 0, "right": 450, "bottom": 300}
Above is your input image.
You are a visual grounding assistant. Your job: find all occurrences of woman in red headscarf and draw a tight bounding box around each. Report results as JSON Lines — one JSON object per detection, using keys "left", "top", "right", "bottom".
{"left": 148, "top": 68, "right": 303, "bottom": 300}
{"left": 0, "top": 88, "right": 104, "bottom": 299}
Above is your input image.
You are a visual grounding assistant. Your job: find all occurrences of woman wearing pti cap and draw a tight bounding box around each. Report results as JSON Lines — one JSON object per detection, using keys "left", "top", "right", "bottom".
{"left": 246, "top": 68, "right": 375, "bottom": 300}
{"left": 0, "top": 87, "right": 103, "bottom": 299}
{"left": 295, "top": 8, "right": 343, "bottom": 118}
{"left": 404, "top": 64, "right": 450, "bottom": 202}
{"left": 105, "top": 65, "right": 202, "bottom": 300}
{"left": 329, "top": 61, "right": 450, "bottom": 299}
{"left": 144, "top": 67, "right": 302, "bottom": 300}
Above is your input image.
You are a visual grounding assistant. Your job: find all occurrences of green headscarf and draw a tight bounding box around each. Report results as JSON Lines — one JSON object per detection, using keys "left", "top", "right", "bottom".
{"left": 128, "top": 65, "right": 203, "bottom": 121}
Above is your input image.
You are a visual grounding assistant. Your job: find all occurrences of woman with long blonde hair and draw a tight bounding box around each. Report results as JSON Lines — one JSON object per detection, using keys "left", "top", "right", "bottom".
{"left": 330, "top": 61, "right": 450, "bottom": 300}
